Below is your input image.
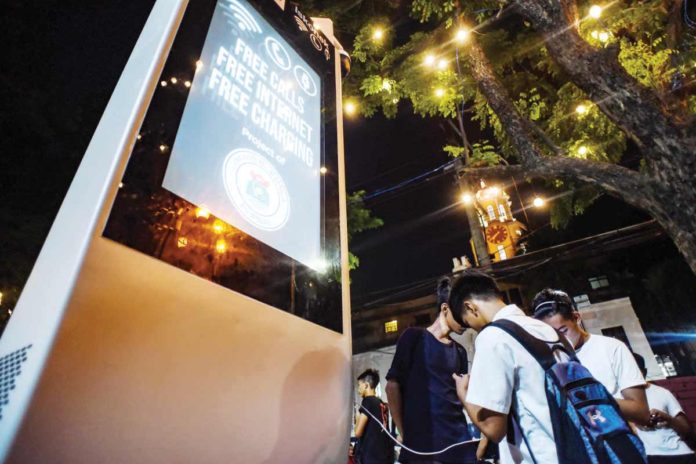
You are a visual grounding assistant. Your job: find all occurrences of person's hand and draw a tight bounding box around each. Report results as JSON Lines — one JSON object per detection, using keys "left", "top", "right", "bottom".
{"left": 649, "top": 408, "right": 671, "bottom": 427}
{"left": 476, "top": 435, "right": 489, "bottom": 460}
{"left": 452, "top": 373, "right": 470, "bottom": 401}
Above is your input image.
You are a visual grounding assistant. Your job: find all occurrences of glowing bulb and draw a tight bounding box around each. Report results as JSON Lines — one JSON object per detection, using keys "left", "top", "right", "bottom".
{"left": 137, "top": 134, "right": 142, "bottom": 140}
{"left": 591, "top": 30, "right": 599, "bottom": 39}
{"left": 578, "top": 145, "right": 588, "bottom": 156}
{"left": 344, "top": 101, "right": 357, "bottom": 115}
{"left": 195, "top": 207, "right": 211, "bottom": 219}
{"left": 533, "top": 197, "right": 545, "bottom": 208}
{"left": 159, "top": 144, "right": 167, "bottom": 152}
{"left": 382, "top": 79, "right": 392, "bottom": 91}
{"left": 372, "top": 27, "right": 384, "bottom": 41}
{"left": 424, "top": 54, "right": 436, "bottom": 66}
{"left": 177, "top": 237, "right": 188, "bottom": 248}
{"left": 184, "top": 80, "right": 191, "bottom": 88}
{"left": 598, "top": 31, "right": 609, "bottom": 42}
{"left": 437, "top": 59, "right": 448, "bottom": 70}
{"left": 170, "top": 77, "right": 178, "bottom": 84}
{"left": 319, "top": 166, "right": 328, "bottom": 175}
{"left": 213, "top": 220, "right": 225, "bottom": 234}
{"left": 160, "top": 80, "right": 167, "bottom": 87}
{"left": 215, "top": 239, "right": 227, "bottom": 253}
{"left": 589, "top": 5, "right": 602, "bottom": 18}
{"left": 434, "top": 88, "right": 445, "bottom": 97}
{"left": 461, "top": 193, "right": 473, "bottom": 204}
{"left": 455, "top": 28, "right": 470, "bottom": 43}
{"left": 575, "top": 104, "right": 588, "bottom": 115}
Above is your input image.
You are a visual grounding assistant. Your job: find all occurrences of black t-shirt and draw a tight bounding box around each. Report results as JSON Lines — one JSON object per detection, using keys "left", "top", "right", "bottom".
{"left": 357, "top": 396, "right": 394, "bottom": 464}
{"left": 386, "top": 327, "right": 476, "bottom": 463}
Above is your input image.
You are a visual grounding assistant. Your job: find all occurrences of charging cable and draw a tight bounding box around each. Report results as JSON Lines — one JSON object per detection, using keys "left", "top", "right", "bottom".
{"left": 359, "top": 405, "right": 480, "bottom": 456}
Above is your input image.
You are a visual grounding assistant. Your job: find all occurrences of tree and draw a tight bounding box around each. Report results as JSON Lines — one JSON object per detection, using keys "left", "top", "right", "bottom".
{"left": 314, "top": 0, "right": 696, "bottom": 272}
{"left": 347, "top": 190, "right": 385, "bottom": 271}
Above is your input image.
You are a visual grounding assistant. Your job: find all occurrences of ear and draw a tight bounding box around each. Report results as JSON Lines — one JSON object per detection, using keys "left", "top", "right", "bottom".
{"left": 440, "top": 302, "right": 449, "bottom": 314}
{"left": 573, "top": 311, "right": 582, "bottom": 323}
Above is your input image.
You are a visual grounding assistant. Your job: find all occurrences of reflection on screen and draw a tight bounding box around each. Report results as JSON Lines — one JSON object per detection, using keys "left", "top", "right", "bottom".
{"left": 103, "top": 0, "right": 342, "bottom": 333}
{"left": 163, "top": 0, "right": 322, "bottom": 269}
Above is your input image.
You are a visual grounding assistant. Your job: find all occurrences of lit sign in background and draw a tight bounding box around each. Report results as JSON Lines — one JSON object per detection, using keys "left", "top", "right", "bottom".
{"left": 163, "top": 0, "right": 322, "bottom": 268}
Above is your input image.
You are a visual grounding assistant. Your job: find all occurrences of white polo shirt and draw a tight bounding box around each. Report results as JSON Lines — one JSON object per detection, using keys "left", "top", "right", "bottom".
{"left": 466, "top": 305, "right": 561, "bottom": 464}
{"left": 574, "top": 334, "right": 645, "bottom": 399}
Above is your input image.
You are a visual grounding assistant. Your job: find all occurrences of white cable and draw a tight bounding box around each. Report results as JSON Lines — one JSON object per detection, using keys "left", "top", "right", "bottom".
{"left": 359, "top": 405, "right": 480, "bottom": 457}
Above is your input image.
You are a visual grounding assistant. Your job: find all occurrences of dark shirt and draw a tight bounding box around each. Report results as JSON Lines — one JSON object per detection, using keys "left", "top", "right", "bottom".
{"left": 357, "top": 396, "right": 394, "bottom": 464}
{"left": 386, "top": 328, "right": 476, "bottom": 463}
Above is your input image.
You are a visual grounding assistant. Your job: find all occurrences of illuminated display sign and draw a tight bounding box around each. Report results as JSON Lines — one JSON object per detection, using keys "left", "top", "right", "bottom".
{"left": 163, "top": 0, "right": 323, "bottom": 268}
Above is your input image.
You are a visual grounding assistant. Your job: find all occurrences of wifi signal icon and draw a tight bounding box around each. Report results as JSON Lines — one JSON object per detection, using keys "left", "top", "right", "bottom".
{"left": 224, "top": 0, "right": 262, "bottom": 34}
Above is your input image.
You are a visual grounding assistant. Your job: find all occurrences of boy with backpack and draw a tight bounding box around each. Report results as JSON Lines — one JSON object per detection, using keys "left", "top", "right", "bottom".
{"left": 354, "top": 369, "right": 395, "bottom": 464}
{"left": 531, "top": 288, "right": 650, "bottom": 425}
{"left": 450, "top": 270, "right": 646, "bottom": 463}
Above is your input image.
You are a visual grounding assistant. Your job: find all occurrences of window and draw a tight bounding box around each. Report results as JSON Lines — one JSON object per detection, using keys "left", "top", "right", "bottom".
{"left": 497, "top": 245, "right": 507, "bottom": 260}
{"left": 498, "top": 204, "right": 507, "bottom": 221}
{"left": 588, "top": 275, "right": 610, "bottom": 289}
{"left": 487, "top": 205, "right": 496, "bottom": 221}
{"left": 384, "top": 320, "right": 398, "bottom": 333}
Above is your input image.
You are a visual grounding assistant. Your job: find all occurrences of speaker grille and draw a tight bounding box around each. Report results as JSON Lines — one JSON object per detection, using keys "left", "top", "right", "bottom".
{"left": 0, "top": 344, "right": 32, "bottom": 420}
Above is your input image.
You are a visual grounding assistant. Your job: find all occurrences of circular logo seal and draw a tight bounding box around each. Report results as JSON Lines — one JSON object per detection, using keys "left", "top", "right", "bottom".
{"left": 223, "top": 148, "right": 290, "bottom": 231}
{"left": 264, "top": 37, "right": 291, "bottom": 70}
{"left": 294, "top": 65, "right": 318, "bottom": 97}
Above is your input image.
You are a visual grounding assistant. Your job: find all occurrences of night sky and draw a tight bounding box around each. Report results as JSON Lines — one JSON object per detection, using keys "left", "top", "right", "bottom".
{"left": 1, "top": 1, "right": 655, "bottom": 310}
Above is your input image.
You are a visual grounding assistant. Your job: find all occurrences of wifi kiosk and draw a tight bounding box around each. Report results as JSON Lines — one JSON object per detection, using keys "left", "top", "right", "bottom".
{"left": 0, "top": 1, "right": 351, "bottom": 462}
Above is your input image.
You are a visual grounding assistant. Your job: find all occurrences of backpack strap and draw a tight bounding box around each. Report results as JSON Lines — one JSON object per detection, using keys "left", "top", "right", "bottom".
{"left": 486, "top": 319, "right": 558, "bottom": 370}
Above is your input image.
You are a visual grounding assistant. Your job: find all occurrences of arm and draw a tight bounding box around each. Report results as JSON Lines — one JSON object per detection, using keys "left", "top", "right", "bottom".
{"left": 476, "top": 435, "right": 489, "bottom": 461}
{"left": 650, "top": 409, "right": 694, "bottom": 440}
{"left": 385, "top": 380, "right": 405, "bottom": 440}
{"left": 616, "top": 386, "right": 650, "bottom": 425}
{"left": 354, "top": 413, "right": 369, "bottom": 438}
{"left": 454, "top": 373, "right": 509, "bottom": 443}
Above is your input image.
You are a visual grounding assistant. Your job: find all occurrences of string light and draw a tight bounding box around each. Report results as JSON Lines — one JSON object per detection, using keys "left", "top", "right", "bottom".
{"left": 589, "top": 5, "right": 603, "bottom": 18}
{"left": 434, "top": 88, "right": 445, "bottom": 97}
{"left": 578, "top": 145, "right": 589, "bottom": 156}
{"left": 170, "top": 77, "right": 178, "bottom": 84}
{"left": 319, "top": 166, "right": 328, "bottom": 175}
{"left": 159, "top": 144, "right": 168, "bottom": 152}
{"left": 137, "top": 134, "right": 142, "bottom": 140}
{"left": 424, "top": 54, "right": 436, "bottom": 67}
{"left": 344, "top": 100, "right": 357, "bottom": 116}
{"left": 372, "top": 27, "right": 384, "bottom": 41}
{"left": 213, "top": 220, "right": 225, "bottom": 234}
{"left": 575, "top": 104, "right": 589, "bottom": 115}
{"left": 455, "top": 28, "right": 470, "bottom": 43}
{"left": 598, "top": 31, "right": 609, "bottom": 42}
{"left": 215, "top": 239, "right": 227, "bottom": 253}
{"left": 437, "top": 59, "right": 448, "bottom": 70}
{"left": 195, "top": 207, "right": 211, "bottom": 219}
{"left": 184, "top": 81, "right": 191, "bottom": 88}
{"left": 591, "top": 30, "right": 599, "bottom": 39}
{"left": 533, "top": 197, "right": 546, "bottom": 208}
{"left": 160, "top": 80, "right": 167, "bottom": 87}
{"left": 382, "top": 79, "right": 392, "bottom": 91}
{"left": 461, "top": 193, "right": 473, "bottom": 204}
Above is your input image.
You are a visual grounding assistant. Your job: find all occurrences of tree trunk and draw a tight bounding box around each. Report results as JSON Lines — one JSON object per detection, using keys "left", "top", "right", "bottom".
{"left": 514, "top": 0, "right": 696, "bottom": 185}
{"left": 462, "top": 37, "right": 696, "bottom": 274}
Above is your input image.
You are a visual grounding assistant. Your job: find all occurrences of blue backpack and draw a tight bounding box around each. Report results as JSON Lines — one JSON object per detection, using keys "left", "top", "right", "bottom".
{"left": 488, "top": 319, "right": 647, "bottom": 464}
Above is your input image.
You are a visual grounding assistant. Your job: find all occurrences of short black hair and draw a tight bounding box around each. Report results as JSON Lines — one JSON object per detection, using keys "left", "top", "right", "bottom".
{"left": 357, "top": 369, "right": 380, "bottom": 390}
{"left": 436, "top": 276, "right": 451, "bottom": 310}
{"left": 531, "top": 288, "right": 576, "bottom": 320}
{"left": 633, "top": 352, "right": 647, "bottom": 376}
{"left": 448, "top": 270, "right": 503, "bottom": 324}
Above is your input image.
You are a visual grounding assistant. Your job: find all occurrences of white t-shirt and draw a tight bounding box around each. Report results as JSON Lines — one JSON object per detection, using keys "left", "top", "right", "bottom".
{"left": 575, "top": 334, "right": 645, "bottom": 399}
{"left": 466, "top": 305, "right": 561, "bottom": 464}
{"left": 635, "top": 384, "right": 695, "bottom": 456}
